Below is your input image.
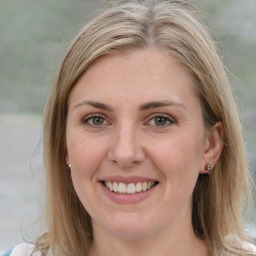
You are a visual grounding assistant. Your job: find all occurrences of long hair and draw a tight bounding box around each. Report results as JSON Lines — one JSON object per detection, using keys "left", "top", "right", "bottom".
{"left": 36, "top": 1, "right": 253, "bottom": 255}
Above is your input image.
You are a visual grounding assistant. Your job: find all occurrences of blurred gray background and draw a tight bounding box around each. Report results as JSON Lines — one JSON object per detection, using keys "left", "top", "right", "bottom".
{"left": 0, "top": 0, "right": 255, "bottom": 251}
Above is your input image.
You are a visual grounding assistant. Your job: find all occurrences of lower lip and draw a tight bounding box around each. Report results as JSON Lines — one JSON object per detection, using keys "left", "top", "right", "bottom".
{"left": 99, "top": 182, "right": 157, "bottom": 204}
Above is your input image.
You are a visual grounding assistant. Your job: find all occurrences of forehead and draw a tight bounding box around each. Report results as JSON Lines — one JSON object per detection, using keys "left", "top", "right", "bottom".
{"left": 84, "top": 48, "right": 192, "bottom": 83}
{"left": 69, "top": 48, "right": 199, "bottom": 111}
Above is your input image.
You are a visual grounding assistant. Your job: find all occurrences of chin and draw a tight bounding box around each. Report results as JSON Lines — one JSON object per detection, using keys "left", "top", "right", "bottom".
{"left": 101, "top": 213, "right": 153, "bottom": 239}
{"left": 110, "top": 226, "right": 150, "bottom": 240}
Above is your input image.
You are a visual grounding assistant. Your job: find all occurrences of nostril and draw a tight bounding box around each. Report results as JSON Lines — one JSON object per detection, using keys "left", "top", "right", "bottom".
{"left": 107, "top": 132, "right": 146, "bottom": 168}
{"left": 108, "top": 147, "right": 146, "bottom": 168}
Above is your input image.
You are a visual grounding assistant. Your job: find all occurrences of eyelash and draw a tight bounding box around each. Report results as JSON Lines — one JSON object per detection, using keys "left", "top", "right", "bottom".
{"left": 82, "top": 114, "right": 109, "bottom": 127}
{"left": 81, "top": 113, "right": 175, "bottom": 128}
{"left": 146, "top": 113, "right": 175, "bottom": 128}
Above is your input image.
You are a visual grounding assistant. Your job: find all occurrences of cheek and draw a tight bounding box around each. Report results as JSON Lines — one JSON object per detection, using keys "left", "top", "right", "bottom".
{"left": 68, "top": 136, "right": 104, "bottom": 212}
{"left": 152, "top": 135, "right": 203, "bottom": 166}
{"left": 67, "top": 132, "right": 108, "bottom": 177}
{"left": 149, "top": 135, "right": 204, "bottom": 186}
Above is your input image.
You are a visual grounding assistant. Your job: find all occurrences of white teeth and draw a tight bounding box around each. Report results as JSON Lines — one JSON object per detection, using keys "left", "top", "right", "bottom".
{"left": 104, "top": 181, "right": 156, "bottom": 194}
{"left": 109, "top": 182, "right": 113, "bottom": 191}
{"left": 118, "top": 183, "right": 127, "bottom": 193}
{"left": 127, "top": 183, "right": 136, "bottom": 194}
{"left": 136, "top": 182, "right": 142, "bottom": 192}
{"left": 148, "top": 182, "right": 153, "bottom": 189}
{"left": 142, "top": 182, "right": 148, "bottom": 191}
{"left": 113, "top": 182, "right": 118, "bottom": 192}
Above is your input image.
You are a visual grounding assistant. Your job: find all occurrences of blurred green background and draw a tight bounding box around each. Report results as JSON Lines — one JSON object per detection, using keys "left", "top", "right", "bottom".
{"left": 1, "top": 0, "right": 255, "bottom": 153}
{"left": 0, "top": 0, "right": 255, "bottom": 248}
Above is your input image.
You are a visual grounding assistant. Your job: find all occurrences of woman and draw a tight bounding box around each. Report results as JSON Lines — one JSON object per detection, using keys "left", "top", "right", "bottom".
{"left": 4, "top": 0, "right": 256, "bottom": 255}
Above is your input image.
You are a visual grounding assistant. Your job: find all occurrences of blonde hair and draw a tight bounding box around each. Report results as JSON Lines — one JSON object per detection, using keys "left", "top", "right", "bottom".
{"left": 36, "top": 1, "right": 254, "bottom": 255}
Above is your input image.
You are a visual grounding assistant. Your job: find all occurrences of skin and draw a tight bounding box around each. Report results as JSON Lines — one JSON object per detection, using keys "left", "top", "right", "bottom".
{"left": 66, "top": 48, "right": 223, "bottom": 256}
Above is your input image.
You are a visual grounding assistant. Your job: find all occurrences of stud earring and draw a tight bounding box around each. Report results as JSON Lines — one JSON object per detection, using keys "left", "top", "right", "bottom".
{"left": 68, "top": 163, "right": 71, "bottom": 169}
{"left": 205, "top": 163, "right": 212, "bottom": 175}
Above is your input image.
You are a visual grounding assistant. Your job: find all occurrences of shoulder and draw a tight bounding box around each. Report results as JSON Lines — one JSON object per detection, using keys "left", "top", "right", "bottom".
{"left": 1, "top": 243, "right": 49, "bottom": 256}
{"left": 224, "top": 234, "right": 256, "bottom": 254}
{"left": 241, "top": 240, "right": 256, "bottom": 253}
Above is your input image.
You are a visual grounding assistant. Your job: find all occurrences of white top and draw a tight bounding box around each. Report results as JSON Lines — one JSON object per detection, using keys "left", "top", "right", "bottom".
{"left": 3, "top": 241, "right": 256, "bottom": 256}
{"left": 2, "top": 243, "right": 41, "bottom": 256}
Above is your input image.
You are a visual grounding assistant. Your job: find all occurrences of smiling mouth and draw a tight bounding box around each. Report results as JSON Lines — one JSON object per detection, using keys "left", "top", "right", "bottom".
{"left": 101, "top": 181, "right": 159, "bottom": 194}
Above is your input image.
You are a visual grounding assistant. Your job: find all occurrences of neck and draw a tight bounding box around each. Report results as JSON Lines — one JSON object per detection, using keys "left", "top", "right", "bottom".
{"left": 89, "top": 216, "right": 208, "bottom": 256}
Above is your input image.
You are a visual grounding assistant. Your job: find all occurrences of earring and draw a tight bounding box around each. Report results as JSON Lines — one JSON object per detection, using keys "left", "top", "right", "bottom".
{"left": 205, "top": 163, "right": 212, "bottom": 175}
{"left": 68, "top": 163, "right": 71, "bottom": 169}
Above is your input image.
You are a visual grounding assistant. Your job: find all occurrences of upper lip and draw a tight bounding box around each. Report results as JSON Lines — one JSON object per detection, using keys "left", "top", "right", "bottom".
{"left": 99, "top": 175, "right": 159, "bottom": 184}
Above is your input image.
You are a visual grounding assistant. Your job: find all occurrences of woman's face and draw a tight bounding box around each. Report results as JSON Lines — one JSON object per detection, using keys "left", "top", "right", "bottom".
{"left": 66, "top": 49, "right": 212, "bottom": 240}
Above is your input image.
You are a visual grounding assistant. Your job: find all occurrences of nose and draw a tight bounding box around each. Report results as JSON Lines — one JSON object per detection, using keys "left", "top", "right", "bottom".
{"left": 107, "top": 125, "right": 145, "bottom": 168}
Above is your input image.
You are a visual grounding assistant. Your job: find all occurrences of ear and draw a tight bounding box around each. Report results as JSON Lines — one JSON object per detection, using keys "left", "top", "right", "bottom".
{"left": 200, "top": 122, "right": 223, "bottom": 174}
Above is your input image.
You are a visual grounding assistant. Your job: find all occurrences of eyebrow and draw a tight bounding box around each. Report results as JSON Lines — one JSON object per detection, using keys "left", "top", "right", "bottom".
{"left": 74, "top": 99, "right": 186, "bottom": 111}
{"left": 139, "top": 100, "right": 187, "bottom": 111}
{"left": 74, "top": 100, "right": 113, "bottom": 111}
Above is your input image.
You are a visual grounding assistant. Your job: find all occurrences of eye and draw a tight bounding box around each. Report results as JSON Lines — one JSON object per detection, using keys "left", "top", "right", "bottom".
{"left": 82, "top": 114, "right": 109, "bottom": 127}
{"left": 147, "top": 114, "right": 174, "bottom": 127}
